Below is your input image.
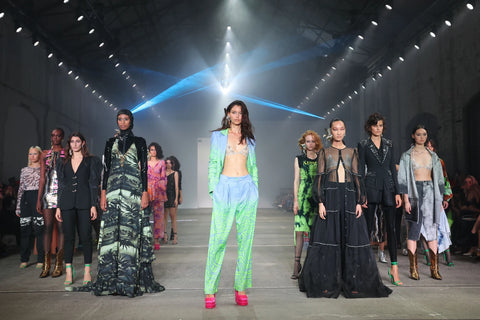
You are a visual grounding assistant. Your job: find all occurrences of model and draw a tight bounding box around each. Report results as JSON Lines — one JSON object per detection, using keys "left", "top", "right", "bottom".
{"left": 291, "top": 130, "right": 322, "bottom": 279}
{"left": 36, "top": 128, "right": 65, "bottom": 278}
{"left": 16, "top": 146, "right": 44, "bottom": 269}
{"left": 55, "top": 132, "right": 101, "bottom": 286}
{"left": 204, "top": 100, "right": 258, "bottom": 308}
{"left": 164, "top": 156, "right": 179, "bottom": 245}
{"left": 299, "top": 119, "right": 391, "bottom": 298}
{"left": 398, "top": 125, "right": 446, "bottom": 280}
{"left": 147, "top": 142, "right": 167, "bottom": 250}
{"left": 358, "top": 113, "right": 402, "bottom": 285}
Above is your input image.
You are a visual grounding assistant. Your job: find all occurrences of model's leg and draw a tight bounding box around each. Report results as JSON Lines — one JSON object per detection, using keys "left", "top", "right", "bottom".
{"left": 383, "top": 206, "right": 402, "bottom": 284}
{"left": 428, "top": 239, "right": 442, "bottom": 279}
{"left": 76, "top": 209, "right": 93, "bottom": 283}
{"left": 364, "top": 204, "right": 376, "bottom": 239}
{"left": 291, "top": 231, "right": 304, "bottom": 279}
{"left": 61, "top": 209, "right": 76, "bottom": 284}
{"left": 234, "top": 179, "right": 258, "bottom": 293}
{"left": 163, "top": 208, "right": 169, "bottom": 243}
{"left": 19, "top": 214, "right": 33, "bottom": 265}
{"left": 204, "top": 180, "right": 235, "bottom": 295}
{"left": 171, "top": 207, "right": 178, "bottom": 244}
{"left": 40, "top": 209, "right": 55, "bottom": 277}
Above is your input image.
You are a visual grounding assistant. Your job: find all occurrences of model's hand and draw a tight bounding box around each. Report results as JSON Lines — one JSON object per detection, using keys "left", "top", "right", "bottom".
{"left": 395, "top": 195, "right": 402, "bottom": 208}
{"left": 404, "top": 200, "right": 411, "bottom": 214}
{"left": 174, "top": 199, "right": 178, "bottom": 207}
{"left": 100, "top": 190, "right": 107, "bottom": 211}
{"left": 55, "top": 208, "right": 62, "bottom": 222}
{"left": 16, "top": 211, "right": 20, "bottom": 218}
{"left": 36, "top": 200, "right": 42, "bottom": 214}
{"left": 355, "top": 204, "right": 363, "bottom": 218}
{"left": 443, "top": 200, "right": 449, "bottom": 210}
{"left": 141, "top": 192, "right": 149, "bottom": 209}
{"left": 362, "top": 200, "right": 368, "bottom": 209}
{"left": 319, "top": 203, "right": 326, "bottom": 220}
{"left": 179, "top": 194, "right": 183, "bottom": 205}
{"left": 90, "top": 206, "right": 97, "bottom": 221}
{"left": 293, "top": 200, "right": 299, "bottom": 215}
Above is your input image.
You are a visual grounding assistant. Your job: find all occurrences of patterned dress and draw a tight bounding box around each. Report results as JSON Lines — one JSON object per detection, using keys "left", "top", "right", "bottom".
{"left": 92, "top": 136, "right": 164, "bottom": 297}
{"left": 295, "top": 154, "right": 318, "bottom": 233}
{"left": 148, "top": 160, "right": 167, "bottom": 239}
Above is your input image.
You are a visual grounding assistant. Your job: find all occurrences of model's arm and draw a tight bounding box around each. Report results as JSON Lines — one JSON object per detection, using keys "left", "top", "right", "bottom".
{"left": 208, "top": 132, "right": 221, "bottom": 197}
{"left": 293, "top": 157, "right": 300, "bottom": 215}
{"left": 174, "top": 171, "right": 179, "bottom": 207}
{"left": 357, "top": 141, "right": 366, "bottom": 179}
{"left": 16, "top": 168, "right": 26, "bottom": 216}
{"left": 36, "top": 151, "right": 46, "bottom": 213}
{"left": 389, "top": 143, "right": 402, "bottom": 208}
{"left": 398, "top": 153, "right": 411, "bottom": 213}
{"left": 352, "top": 148, "right": 366, "bottom": 218}
{"left": 100, "top": 140, "right": 112, "bottom": 211}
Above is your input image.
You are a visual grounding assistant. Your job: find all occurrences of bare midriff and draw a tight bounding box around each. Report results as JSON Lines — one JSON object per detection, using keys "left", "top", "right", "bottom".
{"left": 222, "top": 153, "right": 248, "bottom": 177}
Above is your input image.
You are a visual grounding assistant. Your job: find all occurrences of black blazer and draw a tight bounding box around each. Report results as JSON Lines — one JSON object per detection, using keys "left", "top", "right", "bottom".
{"left": 358, "top": 137, "right": 399, "bottom": 206}
{"left": 56, "top": 156, "right": 101, "bottom": 210}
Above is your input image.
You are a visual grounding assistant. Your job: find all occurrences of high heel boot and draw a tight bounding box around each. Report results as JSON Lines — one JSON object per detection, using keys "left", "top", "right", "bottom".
{"left": 51, "top": 248, "right": 64, "bottom": 278}
{"left": 408, "top": 250, "right": 419, "bottom": 280}
{"left": 430, "top": 251, "right": 442, "bottom": 280}
{"left": 39, "top": 251, "right": 51, "bottom": 278}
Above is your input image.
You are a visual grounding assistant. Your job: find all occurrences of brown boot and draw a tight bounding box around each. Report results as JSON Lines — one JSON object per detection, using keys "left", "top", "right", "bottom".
{"left": 408, "top": 250, "right": 419, "bottom": 280}
{"left": 430, "top": 251, "right": 442, "bottom": 280}
{"left": 51, "top": 249, "right": 64, "bottom": 278}
{"left": 39, "top": 252, "right": 51, "bottom": 278}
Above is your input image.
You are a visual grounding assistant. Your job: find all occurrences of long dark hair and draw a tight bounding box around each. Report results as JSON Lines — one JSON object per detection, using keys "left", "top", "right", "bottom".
{"left": 364, "top": 112, "right": 386, "bottom": 136}
{"left": 64, "top": 132, "right": 91, "bottom": 163}
{"left": 213, "top": 100, "right": 255, "bottom": 144}
{"left": 165, "top": 156, "right": 176, "bottom": 170}
{"left": 148, "top": 142, "right": 164, "bottom": 159}
{"left": 169, "top": 155, "right": 181, "bottom": 171}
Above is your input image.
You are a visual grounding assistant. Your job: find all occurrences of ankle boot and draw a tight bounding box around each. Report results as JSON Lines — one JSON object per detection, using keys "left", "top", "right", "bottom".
{"left": 51, "top": 248, "right": 64, "bottom": 278}
{"left": 408, "top": 250, "right": 419, "bottom": 280}
{"left": 40, "top": 252, "right": 51, "bottom": 278}
{"left": 430, "top": 251, "right": 442, "bottom": 280}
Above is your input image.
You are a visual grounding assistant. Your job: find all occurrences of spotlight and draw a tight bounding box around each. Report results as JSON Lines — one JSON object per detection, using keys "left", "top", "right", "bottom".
{"left": 326, "top": 73, "right": 331, "bottom": 77}
{"left": 142, "top": 95, "right": 145, "bottom": 98}
{"left": 358, "top": 35, "right": 364, "bottom": 40}
{"left": 430, "top": 31, "right": 436, "bottom": 38}
{"left": 0, "top": 12, "right": 4, "bottom": 19}
{"left": 48, "top": 52, "right": 53, "bottom": 58}
{"left": 89, "top": 28, "right": 95, "bottom": 34}
{"left": 115, "top": 62, "right": 120, "bottom": 67}
{"left": 321, "top": 78, "right": 325, "bottom": 82}
{"left": 226, "top": 41, "right": 230, "bottom": 46}
{"left": 85, "top": 83, "right": 89, "bottom": 88}
{"left": 398, "top": 56, "right": 404, "bottom": 62}
{"left": 132, "top": 84, "right": 136, "bottom": 87}
{"left": 33, "top": 40, "right": 40, "bottom": 47}
{"left": 108, "top": 53, "right": 114, "bottom": 59}
{"left": 68, "top": 70, "right": 73, "bottom": 75}
{"left": 378, "top": 72, "right": 383, "bottom": 77}
{"left": 385, "top": 4, "right": 393, "bottom": 10}
{"left": 77, "top": 15, "right": 84, "bottom": 21}
{"left": 444, "top": 20, "right": 452, "bottom": 27}
{"left": 466, "top": 3, "right": 474, "bottom": 10}
{"left": 348, "top": 95, "right": 352, "bottom": 99}
{"left": 361, "top": 84, "right": 366, "bottom": 89}
{"left": 371, "top": 20, "right": 378, "bottom": 26}
{"left": 372, "top": 76, "right": 376, "bottom": 81}
{"left": 99, "top": 42, "right": 104, "bottom": 47}
{"left": 58, "top": 61, "right": 63, "bottom": 67}
{"left": 126, "top": 75, "right": 130, "bottom": 79}
{"left": 387, "top": 65, "right": 392, "bottom": 70}
{"left": 341, "top": 100, "right": 345, "bottom": 104}
{"left": 99, "top": 95, "right": 102, "bottom": 98}
{"left": 227, "top": 26, "right": 231, "bottom": 30}
{"left": 122, "top": 71, "right": 126, "bottom": 75}
{"left": 64, "top": 0, "right": 69, "bottom": 3}
{"left": 92, "top": 89, "right": 96, "bottom": 94}
{"left": 331, "top": 66, "right": 336, "bottom": 70}
{"left": 354, "top": 90, "right": 358, "bottom": 94}
{"left": 348, "top": 46, "right": 354, "bottom": 50}
{"left": 110, "top": 103, "right": 113, "bottom": 107}
{"left": 16, "top": 26, "right": 23, "bottom": 33}
{"left": 414, "top": 44, "right": 420, "bottom": 50}
{"left": 75, "top": 75, "right": 79, "bottom": 80}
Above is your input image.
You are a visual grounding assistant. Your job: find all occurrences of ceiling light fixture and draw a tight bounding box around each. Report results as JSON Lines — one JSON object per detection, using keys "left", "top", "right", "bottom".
{"left": 371, "top": 20, "right": 378, "bottom": 26}
{"left": 466, "top": 3, "right": 474, "bottom": 10}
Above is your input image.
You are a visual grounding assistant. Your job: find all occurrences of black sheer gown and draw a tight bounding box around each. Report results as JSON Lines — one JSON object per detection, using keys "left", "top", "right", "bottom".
{"left": 299, "top": 146, "right": 392, "bottom": 298}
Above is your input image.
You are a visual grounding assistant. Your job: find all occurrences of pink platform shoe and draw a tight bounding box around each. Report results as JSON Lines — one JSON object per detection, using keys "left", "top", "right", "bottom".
{"left": 235, "top": 290, "right": 248, "bottom": 306}
{"left": 205, "top": 295, "right": 216, "bottom": 309}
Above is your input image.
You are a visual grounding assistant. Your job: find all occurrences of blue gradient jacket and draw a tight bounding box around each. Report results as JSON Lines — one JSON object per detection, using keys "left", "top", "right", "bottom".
{"left": 208, "top": 129, "right": 258, "bottom": 197}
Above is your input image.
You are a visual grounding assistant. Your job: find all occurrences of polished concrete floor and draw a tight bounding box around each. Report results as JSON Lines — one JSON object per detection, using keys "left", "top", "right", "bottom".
{"left": 1, "top": 208, "right": 480, "bottom": 320}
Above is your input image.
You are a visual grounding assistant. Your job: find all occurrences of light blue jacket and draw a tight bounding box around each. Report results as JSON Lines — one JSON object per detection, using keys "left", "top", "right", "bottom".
{"left": 208, "top": 129, "right": 258, "bottom": 197}
{"left": 398, "top": 146, "right": 445, "bottom": 224}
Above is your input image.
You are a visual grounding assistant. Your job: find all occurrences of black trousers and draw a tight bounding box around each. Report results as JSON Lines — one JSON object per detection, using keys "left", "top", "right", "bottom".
{"left": 365, "top": 204, "right": 397, "bottom": 262}
{"left": 19, "top": 190, "right": 45, "bottom": 263}
{"left": 61, "top": 208, "right": 92, "bottom": 264}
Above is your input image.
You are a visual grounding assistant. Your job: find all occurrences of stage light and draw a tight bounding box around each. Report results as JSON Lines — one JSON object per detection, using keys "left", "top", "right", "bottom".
{"left": 414, "top": 44, "right": 420, "bottom": 50}
{"left": 378, "top": 72, "right": 383, "bottom": 77}
{"left": 371, "top": 20, "right": 378, "bottom": 26}
{"left": 48, "top": 52, "right": 53, "bottom": 58}
{"left": 341, "top": 100, "right": 345, "bottom": 104}
{"left": 108, "top": 53, "right": 114, "bottom": 59}
{"left": 92, "top": 89, "right": 96, "bottom": 94}
{"left": 387, "top": 65, "right": 392, "bottom": 70}
{"left": 122, "top": 71, "right": 126, "bottom": 75}
{"left": 64, "top": 0, "right": 69, "bottom": 3}
{"left": 99, "top": 95, "right": 102, "bottom": 98}
{"left": 89, "top": 28, "right": 95, "bottom": 34}
{"left": 75, "top": 75, "right": 79, "bottom": 80}
{"left": 85, "top": 83, "right": 89, "bottom": 88}
{"left": 430, "top": 31, "right": 436, "bottom": 37}
{"left": 0, "top": 12, "right": 4, "bottom": 19}
{"left": 354, "top": 90, "right": 358, "bottom": 94}
{"left": 358, "top": 35, "right": 364, "bottom": 40}
{"left": 398, "top": 56, "right": 404, "bottom": 62}
{"left": 115, "top": 62, "right": 120, "bottom": 67}
{"left": 99, "top": 42, "right": 104, "bottom": 47}
{"left": 361, "top": 84, "right": 366, "bottom": 89}
{"left": 445, "top": 20, "right": 452, "bottom": 27}
{"left": 126, "top": 75, "right": 130, "bottom": 79}
{"left": 321, "top": 78, "right": 325, "bottom": 82}
{"left": 326, "top": 73, "right": 331, "bottom": 77}
{"left": 466, "top": 3, "right": 474, "bottom": 10}
{"left": 348, "top": 46, "right": 354, "bottom": 50}
{"left": 132, "top": 84, "right": 136, "bottom": 87}
{"left": 16, "top": 26, "right": 23, "bottom": 33}
{"left": 372, "top": 76, "right": 376, "bottom": 81}
{"left": 110, "top": 103, "right": 113, "bottom": 107}
{"left": 348, "top": 95, "right": 352, "bottom": 99}
{"left": 33, "top": 40, "right": 40, "bottom": 47}
{"left": 227, "top": 26, "right": 231, "bottom": 30}
{"left": 226, "top": 41, "right": 230, "bottom": 46}
{"left": 331, "top": 66, "right": 336, "bottom": 70}
{"left": 68, "top": 70, "right": 73, "bottom": 75}
{"left": 385, "top": 4, "right": 393, "bottom": 10}
{"left": 58, "top": 61, "right": 63, "bottom": 67}
{"left": 77, "top": 15, "right": 84, "bottom": 21}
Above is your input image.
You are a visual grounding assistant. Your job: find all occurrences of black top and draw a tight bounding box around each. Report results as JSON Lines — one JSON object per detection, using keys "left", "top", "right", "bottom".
{"left": 357, "top": 137, "right": 399, "bottom": 206}
{"left": 56, "top": 156, "right": 101, "bottom": 210}
{"left": 102, "top": 130, "right": 148, "bottom": 192}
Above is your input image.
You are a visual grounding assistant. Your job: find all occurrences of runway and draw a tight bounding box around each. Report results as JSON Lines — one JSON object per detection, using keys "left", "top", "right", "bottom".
{"left": 1, "top": 208, "right": 479, "bottom": 320}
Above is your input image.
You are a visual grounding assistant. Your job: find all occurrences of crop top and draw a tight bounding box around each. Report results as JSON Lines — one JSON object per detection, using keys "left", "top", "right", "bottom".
{"left": 225, "top": 143, "right": 248, "bottom": 157}
{"left": 411, "top": 149, "right": 433, "bottom": 171}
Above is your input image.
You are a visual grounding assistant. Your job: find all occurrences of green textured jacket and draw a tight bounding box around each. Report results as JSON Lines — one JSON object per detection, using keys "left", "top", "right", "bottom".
{"left": 208, "top": 129, "right": 258, "bottom": 197}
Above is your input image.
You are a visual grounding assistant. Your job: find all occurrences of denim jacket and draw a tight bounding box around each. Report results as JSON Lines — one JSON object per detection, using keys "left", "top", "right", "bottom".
{"left": 208, "top": 129, "right": 258, "bottom": 197}
{"left": 398, "top": 146, "right": 445, "bottom": 224}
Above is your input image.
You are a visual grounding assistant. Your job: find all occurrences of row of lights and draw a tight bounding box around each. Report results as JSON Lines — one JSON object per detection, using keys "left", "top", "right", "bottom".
{"left": 322, "top": 1, "right": 476, "bottom": 119}
{"left": 221, "top": 26, "right": 233, "bottom": 94}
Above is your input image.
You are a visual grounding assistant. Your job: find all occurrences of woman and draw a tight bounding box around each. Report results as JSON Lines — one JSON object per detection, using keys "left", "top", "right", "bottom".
{"left": 36, "top": 128, "right": 65, "bottom": 278}
{"left": 291, "top": 130, "right": 322, "bottom": 280}
{"left": 358, "top": 113, "right": 402, "bottom": 285}
{"left": 164, "top": 156, "right": 179, "bottom": 244}
{"left": 169, "top": 156, "right": 183, "bottom": 242}
{"left": 299, "top": 119, "right": 391, "bottom": 298}
{"left": 16, "top": 146, "right": 44, "bottom": 269}
{"left": 204, "top": 100, "right": 258, "bottom": 308}
{"left": 55, "top": 133, "right": 100, "bottom": 286}
{"left": 80, "top": 109, "right": 164, "bottom": 297}
{"left": 398, "top": 125, "right": 446, "bottom": 280}
{"left": 147, "top": 142, "right": 167, "bottom": 250}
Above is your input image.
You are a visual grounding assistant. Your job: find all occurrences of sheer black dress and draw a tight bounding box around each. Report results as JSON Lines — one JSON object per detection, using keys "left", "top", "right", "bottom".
{"left": 299, "top": 147, "right": 392, "bottom": 298}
